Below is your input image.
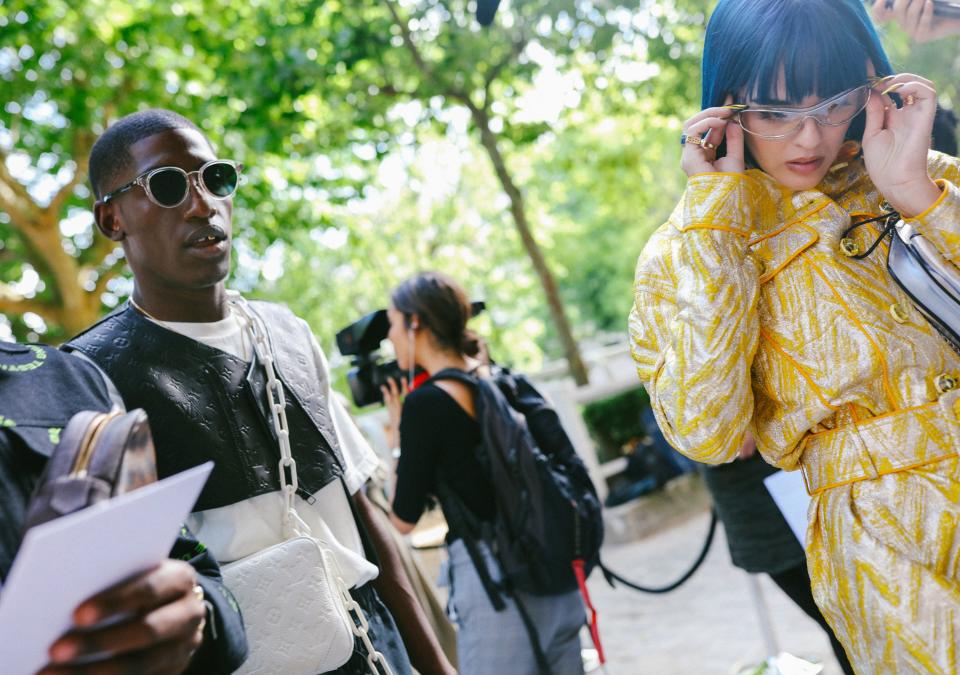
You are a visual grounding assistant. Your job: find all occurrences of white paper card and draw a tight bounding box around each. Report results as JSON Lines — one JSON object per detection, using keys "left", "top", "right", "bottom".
{"left": 0, "top": 462, "right": 213, "bottom": 675}
{"left": 763, "top": 469, "right": 811, "bottom": 545}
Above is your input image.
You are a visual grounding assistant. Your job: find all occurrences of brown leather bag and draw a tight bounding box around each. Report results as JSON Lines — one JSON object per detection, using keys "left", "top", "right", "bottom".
{"left": 23, "top": 409, "right": 158, "bottom": 530}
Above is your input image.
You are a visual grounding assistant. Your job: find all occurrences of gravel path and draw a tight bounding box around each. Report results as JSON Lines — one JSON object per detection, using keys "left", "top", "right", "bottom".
{"left": 586, "top": 509, "right": 843, "bottom": 675}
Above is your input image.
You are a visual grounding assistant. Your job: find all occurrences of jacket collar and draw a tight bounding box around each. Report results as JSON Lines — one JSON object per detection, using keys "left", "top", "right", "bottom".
{"left": 744, "top": 157, "right": 873, "bottom": 282}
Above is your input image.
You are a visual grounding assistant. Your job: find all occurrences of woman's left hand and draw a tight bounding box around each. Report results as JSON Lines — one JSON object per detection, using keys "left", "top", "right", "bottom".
{"left": 381, "top": 377, "right": 407, "bottom": 449}
{"left": 862, "top": 73, "right": 942, "bottom": 217}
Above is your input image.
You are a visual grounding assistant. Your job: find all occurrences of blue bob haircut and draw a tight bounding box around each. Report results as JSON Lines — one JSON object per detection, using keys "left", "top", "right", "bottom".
{"left": 702, "top": 0, "right": 893, "bottom": 144}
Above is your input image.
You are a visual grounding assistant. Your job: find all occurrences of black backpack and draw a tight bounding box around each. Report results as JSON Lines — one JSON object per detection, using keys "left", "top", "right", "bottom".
{"left": 429, "top": 367, "right": 604, "bottom": 605}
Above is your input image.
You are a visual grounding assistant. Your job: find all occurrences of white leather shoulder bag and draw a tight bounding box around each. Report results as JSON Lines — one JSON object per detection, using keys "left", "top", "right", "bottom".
{"left": 223, "top": 296, "right": 393, "bottom": 675}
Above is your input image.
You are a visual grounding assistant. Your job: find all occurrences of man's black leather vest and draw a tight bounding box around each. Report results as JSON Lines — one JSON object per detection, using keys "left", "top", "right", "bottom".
{"left": 65, "top": 301, "right": 346, "bottom": 512}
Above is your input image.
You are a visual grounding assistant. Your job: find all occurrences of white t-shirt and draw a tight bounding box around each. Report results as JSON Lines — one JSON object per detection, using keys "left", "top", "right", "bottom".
{"left": 151, "top": 304, "right": 379, "bottom": 589}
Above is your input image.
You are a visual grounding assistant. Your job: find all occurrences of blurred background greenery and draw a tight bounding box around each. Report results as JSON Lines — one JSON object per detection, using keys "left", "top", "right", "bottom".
{"left": 0, "top": 0, "right": 957, "bottom": 399}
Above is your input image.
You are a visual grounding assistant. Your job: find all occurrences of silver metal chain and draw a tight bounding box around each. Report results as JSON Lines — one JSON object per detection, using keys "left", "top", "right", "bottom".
{"left": 229, "top": 294, "right": 393, "bottom": 675}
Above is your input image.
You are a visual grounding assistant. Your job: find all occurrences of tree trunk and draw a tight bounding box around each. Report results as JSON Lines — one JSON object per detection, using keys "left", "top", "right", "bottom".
{"left": 0, "top": 155, "right": 117, "bottom": 340}
{"left": 470, "top": 105, "right": 590, "bottom": 386}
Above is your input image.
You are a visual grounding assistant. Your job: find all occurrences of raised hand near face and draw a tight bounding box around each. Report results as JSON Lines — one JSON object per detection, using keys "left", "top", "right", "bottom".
{"left": 862, "top": 73, "right": 942, "bottom": 217}
{"left": 680, "top": 107, "right": 746, "bottom": 177}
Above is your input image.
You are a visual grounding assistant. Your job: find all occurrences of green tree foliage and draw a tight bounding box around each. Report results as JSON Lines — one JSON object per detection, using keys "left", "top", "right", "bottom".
{"left": 0, "top": 0, "right": 321, "bottom": 339}
{"left": 255, "top": 139, "right": 550, "bottom": 382}
{"left": 0, "top": 0, "right": 710, "bottom": 375}
{"left": 10, "top": 0, "right": 950, "bottom": 386}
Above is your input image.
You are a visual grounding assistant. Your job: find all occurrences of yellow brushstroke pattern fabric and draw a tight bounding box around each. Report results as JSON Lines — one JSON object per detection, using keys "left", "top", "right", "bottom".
{"left": 630, "top": 153, "right": 960, "bottom": 673}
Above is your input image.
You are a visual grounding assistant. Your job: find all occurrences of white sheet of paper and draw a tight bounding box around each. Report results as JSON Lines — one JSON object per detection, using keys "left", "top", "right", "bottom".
{"left": 0, "top": 462, "right": 213, "bottom": 675}
{"left": 763, "top": 469, "right": 812, "bottom": 545}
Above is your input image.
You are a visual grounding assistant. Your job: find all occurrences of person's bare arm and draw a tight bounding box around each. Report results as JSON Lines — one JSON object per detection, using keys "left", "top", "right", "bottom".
{"left": 353, "top": 490, "right": 456, "bottom": 675}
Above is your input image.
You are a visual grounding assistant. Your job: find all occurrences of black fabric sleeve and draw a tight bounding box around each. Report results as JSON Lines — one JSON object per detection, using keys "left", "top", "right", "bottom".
{"left": 392, "top": 388, "right": 444, "bottom": 525}
{"left": 501, "top": 371, "right": 580, "bottom": 464}
{"left": 171, "top": 525, "right": 248, "bottom": 674}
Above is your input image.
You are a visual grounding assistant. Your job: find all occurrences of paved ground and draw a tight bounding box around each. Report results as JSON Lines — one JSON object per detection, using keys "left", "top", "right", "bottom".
{"left": 586, "top": 507, "right": 843, "bottom": 675}
{"left": 415, "top": 474, "right": 846, "bottom": 675}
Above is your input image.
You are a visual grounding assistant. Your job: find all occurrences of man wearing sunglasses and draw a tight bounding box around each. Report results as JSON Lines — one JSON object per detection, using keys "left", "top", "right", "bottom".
{"left": 66, "top": 109, "right": 455, "bottom": 675}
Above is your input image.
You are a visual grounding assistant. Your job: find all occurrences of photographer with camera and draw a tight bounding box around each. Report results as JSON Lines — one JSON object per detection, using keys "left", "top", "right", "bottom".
{"left": 381, "top": 272, "right": 590, "bottom": 675}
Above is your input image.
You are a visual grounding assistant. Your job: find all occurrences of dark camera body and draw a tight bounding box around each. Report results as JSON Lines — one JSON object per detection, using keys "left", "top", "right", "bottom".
{"left": 337, "top": 302, "right": 486, "bottom": 407}
{"left": 346, "top": 354, "right": 406, "bottom": 408}
{"left": 336, "top": 309, "right": 403, "bottom": 407}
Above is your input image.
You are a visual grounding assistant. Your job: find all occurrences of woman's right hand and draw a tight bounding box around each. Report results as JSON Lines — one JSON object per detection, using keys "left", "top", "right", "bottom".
{"left": 381, "top": 376, "right": 407, "bottom": 449}
{"left": 681, "top": 107, "right": 746, "bottom": 177}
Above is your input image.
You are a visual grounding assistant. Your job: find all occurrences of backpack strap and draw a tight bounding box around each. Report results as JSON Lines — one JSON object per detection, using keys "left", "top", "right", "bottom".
{"left": 435, "top": 482, "right": 506, "bottom": 611}
{"left": 425, "top": 368, "right": 478, "bottom": 388}
{"left": 436, "top": 483, "right": 552, "bottom": 675}
{"left": 431, "top": 368, "right": 555, "bottom": 675}
{"left": 512, "top": 593, "right": 553, "bottom": 675}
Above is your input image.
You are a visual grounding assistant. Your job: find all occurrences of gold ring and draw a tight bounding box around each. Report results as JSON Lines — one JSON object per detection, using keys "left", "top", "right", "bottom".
{"left": 192, "top": 584, "right": 204, "bottom": 603}
{"left": 685, "top": 135, "right": 704, "bottom": 147}
{"left": 702, "top": 141, "right": 716, "bottom": 150}
{"left": 904, "top": 93, "right": 916, "bottom": 106}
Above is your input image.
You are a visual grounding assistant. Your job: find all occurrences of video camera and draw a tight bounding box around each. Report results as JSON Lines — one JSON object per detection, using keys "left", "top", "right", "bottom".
{"left": 336, "top": 301, "right": 485, "bottom": 407}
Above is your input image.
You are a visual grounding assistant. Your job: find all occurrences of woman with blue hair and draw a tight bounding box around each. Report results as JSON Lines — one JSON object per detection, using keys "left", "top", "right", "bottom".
{"left": 629, "top": 0, "right": 960, "bottom": 671}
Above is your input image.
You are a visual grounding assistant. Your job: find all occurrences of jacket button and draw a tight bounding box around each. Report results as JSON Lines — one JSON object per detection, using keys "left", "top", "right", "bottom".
{"left": 935, "top": 373, "right": 958, "bottom": 394}
{"left": 840, "top": 237, "right": 860, "bottom": 257}
{"left": 889, "top": 303, "right": 909, "bottom": 324}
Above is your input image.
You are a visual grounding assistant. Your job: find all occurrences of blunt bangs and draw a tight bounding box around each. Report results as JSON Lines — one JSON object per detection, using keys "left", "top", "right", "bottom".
{"left": 702, "top": 0, "right": 894, "bottom": 109}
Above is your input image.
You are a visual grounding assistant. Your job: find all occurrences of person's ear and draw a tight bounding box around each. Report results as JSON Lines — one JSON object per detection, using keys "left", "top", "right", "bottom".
{"left": 405, "top": 314, "right": 420, "bottom": 331}
{"left": 94, "top": 200, "right": 125, "bottom": 242}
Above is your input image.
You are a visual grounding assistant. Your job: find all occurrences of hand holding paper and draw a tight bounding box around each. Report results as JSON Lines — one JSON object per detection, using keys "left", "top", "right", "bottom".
{"left": 0, "top": 462, "right": 213, "bottom": 675}
{"left": 39, "top": 559, "right": 206, "bottom": 675}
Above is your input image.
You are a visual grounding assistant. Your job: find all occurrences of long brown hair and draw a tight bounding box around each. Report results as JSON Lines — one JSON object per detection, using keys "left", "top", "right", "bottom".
{"left": 391, "top": 272, "right": 480, "bottom": 357}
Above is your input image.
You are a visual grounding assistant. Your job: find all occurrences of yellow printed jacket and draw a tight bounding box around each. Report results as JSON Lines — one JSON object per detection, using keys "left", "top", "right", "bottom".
{"left": 629, "top": 153, "right": 960, "bottom": 479}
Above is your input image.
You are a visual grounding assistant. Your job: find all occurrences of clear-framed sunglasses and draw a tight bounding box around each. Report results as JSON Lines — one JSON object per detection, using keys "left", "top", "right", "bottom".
{"left": 727, "top": 84, "right": 874, "bottom": 140}
{"left": 101, "top": 159, "right": 242, "bottom": 208}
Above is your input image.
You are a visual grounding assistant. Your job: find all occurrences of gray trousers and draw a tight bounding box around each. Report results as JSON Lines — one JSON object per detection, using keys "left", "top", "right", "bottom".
{"left": 443, "top": 539, "right": 586, "bottom": 675}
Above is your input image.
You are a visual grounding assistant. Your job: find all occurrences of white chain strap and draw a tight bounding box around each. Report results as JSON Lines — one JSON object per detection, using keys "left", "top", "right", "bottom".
{"left": 229, "top": 294, "right": 394, "bottom": 675}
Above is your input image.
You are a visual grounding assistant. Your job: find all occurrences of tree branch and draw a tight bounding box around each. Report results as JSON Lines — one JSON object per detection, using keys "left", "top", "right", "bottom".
{"left": 378, "top": 83, "right": 420, "bottom": 99}
{"left": 92, "top": 255, "right": 127, "bottom": 298}
{"left": 84, "top": 234, "right": 117, "bottom": 268}
{"left": 483, "top": 35, "right": 530, "bottom": 110}
{"left": 467, "top": 103, "right": 589, "bottom": 385}
{"left": 0, "top": 283, "right": 56, "bottom": 319}
{"left": 49, "top": 129, "right": 94, "bottom": 216}
{"left": 383, "top": 0, "right": 434, "bottom": 80}
{"left": 382, "top": 0, "right": 473, "bottom": 104}
{"left": 0, "top": 146, "right": 39, "bottom": 229}
{"left": 0, "top": 145, "right": 34, "bottom": 207}
{"left": 0, "top": 183, "right": 33, "bottom": 230}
